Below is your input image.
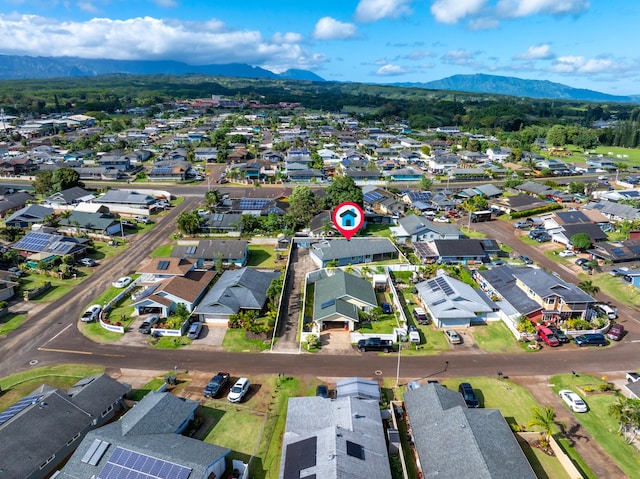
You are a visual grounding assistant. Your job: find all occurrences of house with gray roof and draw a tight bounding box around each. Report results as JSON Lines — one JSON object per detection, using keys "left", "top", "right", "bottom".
{"left": 43, "top": 186, "right": 95, "bottom": 207}
{"left": 57, "top": 391, "right": 230, "bottom": 479}
{"left": 93, "top": 189, "right": 156, "bottom": 207}
{"left": 4, "top": 203, "right": 53, "bottom": 228}
{"left": 475, "top": 265, "right": 595, "bottom": 323}
{"left": 0, "top": 190, "right": 35, "bottom": 218}
{"left": 59, "top": 210, "right": 121, "bottom": 236}
{"left": 583, "top": 200, "right": 640, "bottom": 222}
{"left": 415, "top": 272, "right": 495, "bottom": 328}
{"left": 0, "top": 373, "right": 129, "bottom": 479}
{"left": 194, "top": 267, "right": 281, "bottom": 324}
{"left": 311, "top": 269, "right": 377, "bottom": 331}
{"left": 279, "top": 395, "right": 391, "bottom": 479}
{"left": 335, "top": 377, "right": 381, "bottom": 402}
{"left": 404, "top": 383, "right": 536, "bottom": 479}
{"left": 391, "top": 215, "right": 464, "bottom": 244}
{"left": 413, "top": 238, "right": 499, "bottom": 264}
{"left": 309, "top": 238, "right": 398, "bottom": 267}
{"left": 489, "top": 194, "right": 549, "bottom": 215}
{"left": 171, "top": 239, "right": 249, "bottom": 267}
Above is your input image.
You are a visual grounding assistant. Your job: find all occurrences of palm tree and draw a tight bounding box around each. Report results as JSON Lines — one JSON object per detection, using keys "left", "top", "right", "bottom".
{"left": 577, "top": 280, "right": 600, "bottom": 296}
{"left": 528, "top": 406, "right": 556, "bottom": 443}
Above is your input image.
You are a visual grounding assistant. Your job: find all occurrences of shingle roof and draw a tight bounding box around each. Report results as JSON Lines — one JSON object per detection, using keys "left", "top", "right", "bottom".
{"left": 279, "top": 396, "right": 391, "bottom": 479}
{"left": 403, "top": 383, "right": 536, "bottom": 479}
{"left": 416, "top": 273, "right": 494, "bottom": 320}
{"left": 313, "top": 270, "right": 377, "bottom": 321}
{"left": 171, "top": 239, "right": 248, "bottom": 261}
{"left": 194, "top": 267, "right": 281, "bottom": 315}
{"left": 310, "top": 238, "right": 397, "bottom": 261}
{"left": 94, "top": 189, "right": 155, "bottom": 205}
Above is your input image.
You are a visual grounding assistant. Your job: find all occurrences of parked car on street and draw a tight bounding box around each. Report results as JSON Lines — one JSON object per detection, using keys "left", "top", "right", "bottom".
{"left": 445, "top": 329, "right": 462, "bottom": 344}
{"left": 514, "top": 221, "right": 530, "bottom": 229}
{"left": 203, "top": 372, "right": 230, "bottom": 398}
{"left": 112, "top": 276, "right": 132, "bottom": 288}
{"left": 607, "top": 323, "right": 625, "bottom": 341}
{"left": 559, "top": 389, "right": 588, "bottom": 413}
{"left": 519, "top": 254, "right": 533, "bottom": 265}
{"left": 574, "top": 333, "right": 607, "bottom": 347}
{"left": 458, "top": 382, "right": 480, "bottom": 408}
{"left": 228, "top": 377, "right": 251, "bottom": 403}
{"left": 80, "top": 304, "right": 102, "bottom": 322}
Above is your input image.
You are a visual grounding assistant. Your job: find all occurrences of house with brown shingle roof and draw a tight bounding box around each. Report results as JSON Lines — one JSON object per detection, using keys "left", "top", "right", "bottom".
{"left": 132, "top": 269, "right": 216, "bottom": 316}
{"left": 137, "top": 257, "right": 196, "bottom": 282}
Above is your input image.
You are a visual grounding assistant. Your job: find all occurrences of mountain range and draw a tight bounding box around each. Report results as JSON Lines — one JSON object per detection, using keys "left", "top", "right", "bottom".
{"left": 0, "top": 54, "right": 325, "bottom": 82}
{"left": 0, "top": 54, "right": 636, "bottom": 103}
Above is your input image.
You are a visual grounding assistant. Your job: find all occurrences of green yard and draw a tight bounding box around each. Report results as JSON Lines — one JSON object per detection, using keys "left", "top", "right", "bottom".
{"left": 222, "top": 328, "right": 272, "bottom": 352}
{"left": 363, "top": 223, "right": 393, "bottom": 238}
{"left": 472, "top": 321, "right": 521, "bottom": 353}
{"left": 550, "top": 374, "right": 640, "bottom": 478}
{"left": 248, "top": 244, "right": 286, "bottom": 269}
{"left": 0, "top": 313, "right": 27, "bottom": 337}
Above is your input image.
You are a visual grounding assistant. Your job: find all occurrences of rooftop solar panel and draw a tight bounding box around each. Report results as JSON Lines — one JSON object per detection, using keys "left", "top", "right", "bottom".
{"left": 98, "top": 447, "right": 191, "bottom": 479}
{"left": 185, "top": 246, "right": 197, "bottom": 254}
{"left": 157, "top": 260, "right": 170, "bottom": 270}
{"left": 0, "top": 394, "right": 43, "bottom": 425}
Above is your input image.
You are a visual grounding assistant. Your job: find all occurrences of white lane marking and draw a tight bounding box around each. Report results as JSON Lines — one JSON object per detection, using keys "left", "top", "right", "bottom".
{"left": 41, "top": 323, "right": 72, "bottom": 347}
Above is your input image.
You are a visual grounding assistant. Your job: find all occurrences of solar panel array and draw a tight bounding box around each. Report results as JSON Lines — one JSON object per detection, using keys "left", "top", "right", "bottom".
{"left": 320, "top": 299, "right": 335, "bottom": 309}
{"left": 151, "top": 167, "right": 174, "bottom": 174}
{"left": 157, "top": 260, "right": 170, "bottom": 270}
{"left": 363, "top": 191, "right": 383, "bottom": 203}
{"left": 430, "top": 276, "right": 455, "bottom": 296}
{"left": 0, "top": 394, "right": 43, "bottom": 425}
{"left": 185, "top": 246, "right": 197, "bottom": 254}
{"left": 98, "top": 447, "right": 191, "bottom": 479}
{"left": 407, "top": 192, "right": 431, "bottom": 202}
{"left": 238, "top": 198, "right": 270, "bottom": 210}
{"left": 611, "top": 247, "right": 626, "bottom": 257}
{"left": 13, "top": 232, "right": 56, "bottom": 251}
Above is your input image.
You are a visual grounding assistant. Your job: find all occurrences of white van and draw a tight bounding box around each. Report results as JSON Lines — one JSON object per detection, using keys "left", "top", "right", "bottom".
{"left": 595, "top": 303, "right": 617, "bottom": 320}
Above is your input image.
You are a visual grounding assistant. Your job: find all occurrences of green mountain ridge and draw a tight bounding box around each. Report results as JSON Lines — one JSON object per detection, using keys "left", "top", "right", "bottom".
{"left": 393, "top": 73, "right": 638, "bottom": 103}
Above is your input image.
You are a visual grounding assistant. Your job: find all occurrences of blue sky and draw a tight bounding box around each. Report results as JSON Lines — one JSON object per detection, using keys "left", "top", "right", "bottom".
{"left": 0, "top": 1, "right": 638, "bottom": 95}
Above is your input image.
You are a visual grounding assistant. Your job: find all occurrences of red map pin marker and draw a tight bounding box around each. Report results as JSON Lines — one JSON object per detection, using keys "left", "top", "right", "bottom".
{"left": 332, "top": 202, "right": 365, "bottom": 240}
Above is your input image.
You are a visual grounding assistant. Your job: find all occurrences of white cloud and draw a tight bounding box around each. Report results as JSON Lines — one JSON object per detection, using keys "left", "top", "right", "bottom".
{"left": 468, "top": 17, "right": 499, "bottom": 30}
{"left": 404, "top": 49, "right": 436, "bottom": 60}
{"left": 515, "top": 44, "right": 554, "bottom": 60}
{"left": 551, "top": 55, "right": 620, "bottom": 74}
{"left": 431, "top": 0, "right": 486, "bottom": 25}
{"left": 375, "top": 63, "right": 410, "bottom": 75}
{"left": 0, "top": 14, "right": 326, "bottom": 71}
{"left": 354, "top": 0, "right": 413, "bottom": 23}
{"left": 496, "top": 0, "right": 589, "bottom": 18}
{"left": 442, "top": 48, "right": 478, "bottom": 67}
{"left": 312, "top": 17, "right": 357, "bottom": 40}
{"left": 271, "top": 32, "right": 303, "bottom": 44}
{"left": 77, "top": 2, "right": 99, "bottom": 14}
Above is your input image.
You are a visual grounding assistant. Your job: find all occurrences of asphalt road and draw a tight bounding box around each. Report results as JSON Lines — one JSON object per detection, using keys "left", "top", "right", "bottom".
{"left": 0, "top": 181, "right": 638, "bottom": 384}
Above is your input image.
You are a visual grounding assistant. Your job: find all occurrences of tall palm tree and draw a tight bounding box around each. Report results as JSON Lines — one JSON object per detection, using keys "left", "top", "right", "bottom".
{"left": 577, "top": 280, "right": 600, "bottom": 296}
{"left": 528, "top": 406, "right": 556, "bottom": 442}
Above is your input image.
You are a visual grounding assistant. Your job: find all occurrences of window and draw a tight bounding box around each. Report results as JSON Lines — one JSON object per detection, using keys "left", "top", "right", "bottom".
{"left": 101, "top": 404, "right": 114, "bottom": 417}
{"left": 67, "top": 432, "right": 81, "bottom": 446}
{"left": 39, "top": 454, "right": 55, "bottom": 469}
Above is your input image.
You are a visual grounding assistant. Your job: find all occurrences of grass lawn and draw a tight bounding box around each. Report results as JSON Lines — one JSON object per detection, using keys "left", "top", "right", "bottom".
{"left": 549, "top": 374, "right": 640, "bottom": 478}
{"left": 472, "top": 321, "right": 521, "bottom": 353}
{"left": 363, "top": 223, "right": 393, "bottom": 238}
{"left": 0, "top": 364, "right": 104, "bottom": 411}
{"left": 200, "top": 375, "right": 319, "bottom": 479}
{"left": 518, "top": 437, "right": 572, "bottom": 479}
{"left": 222, "top": 328, "right": 272, "bottom": 352}
{"left": 91, "top": 240, "right": 128, "bottom": 261}
{"left": 149, "top": 243, "right": 175, "bottom": 257}
{"left": 589, "top": 273, "right": 640, "bottom": 308}
{"left": 0, "top": 313, "right": 27, "bottom": 337}
{"left": 460, "top": 227, "right": 487, "bottom": 238}
{"left": 248, "top": 244, "right": 283, "bottom": 269}
{"left": 17, "top": 271, "right": 86, "bottom": 302}
{"left": 152, "top": 335, "right": 192, "bottom": 349}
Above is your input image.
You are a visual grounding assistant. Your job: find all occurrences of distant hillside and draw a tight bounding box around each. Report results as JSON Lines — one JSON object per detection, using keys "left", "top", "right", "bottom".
{"left": 0, "top": 54, "right": 325, "bottom": 82}
{"left": 394, "top": 74, "right": 636, "bottom": 103}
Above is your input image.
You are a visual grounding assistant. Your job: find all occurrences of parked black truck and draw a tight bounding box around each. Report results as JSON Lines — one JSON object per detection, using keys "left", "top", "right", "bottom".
{"left": 357, "top": 337, "right": 394, "bottom": 353}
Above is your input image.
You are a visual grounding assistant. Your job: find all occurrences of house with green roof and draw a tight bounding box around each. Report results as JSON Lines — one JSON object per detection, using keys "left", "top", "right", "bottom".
{"left": 312, "top": 269, "right": 377, "bottom": 332}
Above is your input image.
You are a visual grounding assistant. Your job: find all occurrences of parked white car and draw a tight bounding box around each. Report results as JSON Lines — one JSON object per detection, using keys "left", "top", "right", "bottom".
{"left": 558, "top": 250, "right": 576, "bottom": 257}
{"left": 81, "top": 304, "right": 102, "bottom": 322}
{"left": 559, "top": 389, "right": 588, "bottom": 413}
{"left": 112, "top": 276, "right": 132, "bottom": 288}
{"left": 227, "top": 377, "right": 251, "bottom": 403}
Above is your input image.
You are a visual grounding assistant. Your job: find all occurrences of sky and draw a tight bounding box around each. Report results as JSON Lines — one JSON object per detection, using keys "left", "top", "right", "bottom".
{"left": 0, "top": 0, "right": 639, "bottom": 95}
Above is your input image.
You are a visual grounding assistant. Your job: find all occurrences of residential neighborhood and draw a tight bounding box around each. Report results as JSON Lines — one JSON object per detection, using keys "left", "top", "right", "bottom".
{"left": 1, "top": 102, "right": 640, "bottom": 479}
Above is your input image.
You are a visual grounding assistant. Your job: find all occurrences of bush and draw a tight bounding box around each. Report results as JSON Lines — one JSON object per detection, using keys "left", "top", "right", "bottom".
{"left": 565, "top": 318, "right": 593, "bottom": 330}
{"left": 305, "top": 334, "right": 319, "bottom": 351}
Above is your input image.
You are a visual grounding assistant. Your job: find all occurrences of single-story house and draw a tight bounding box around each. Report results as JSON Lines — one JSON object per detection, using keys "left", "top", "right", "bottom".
{"left": 4, "top": 204, "right": 54, "bottom": 228}
{"left": 279, "top": 395, "right": 391, "bottom": 479}
{"left": 413, "top": 239, "right": 499, "bottom": 264}
{"left": 57, "top": 391, "right": 230, "bottom": 479}
{"left": 0, "top": 191, "right": 35, "bottom": 218}
{"left": 194, "top": 267, "right": 281, "bottom": 324}
{"left": 391, "top": 215, "right": 463, "bottom": 244}
{"left": 171, "top": 239, "right": 249, "bottom": 267}
{"left": 0, "top": 270, "right": 19, "bottom": 301}
{"left": 309, "top": 238, "right": 399, "bottom": 268}
{"left": 311, "top": 269, "right": 377, "bottom": 332}
{"left": 12, "top": 231, "right": 89, "bottom": 258}
{"left": 137, "top": 257, "right": 196, "bottom": 282}
{"left": 93, "top": 190, "right": 156, "bottom": 208}
{"left": 59, "top": 211, "right": 122, "bottom": 236}
{"left": 43, "top": 186, "right": 95, "bottom": 208}
{"left": 489, "top": 194, "right": 549, "bottom": 215}
{"left": 403, "top": 383, "right": 536, "bottom": 479}
{"left": 0, "top": 373, "right": 129, "bottom": 479}
{"left": 415, "top": 273, "right": 495, "bottom": 328}
{"left": 335, "top": 377, "right": 381, "bottom": 402}
{"left": 133, "top": 269, "right": 216, "bottom": 316}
